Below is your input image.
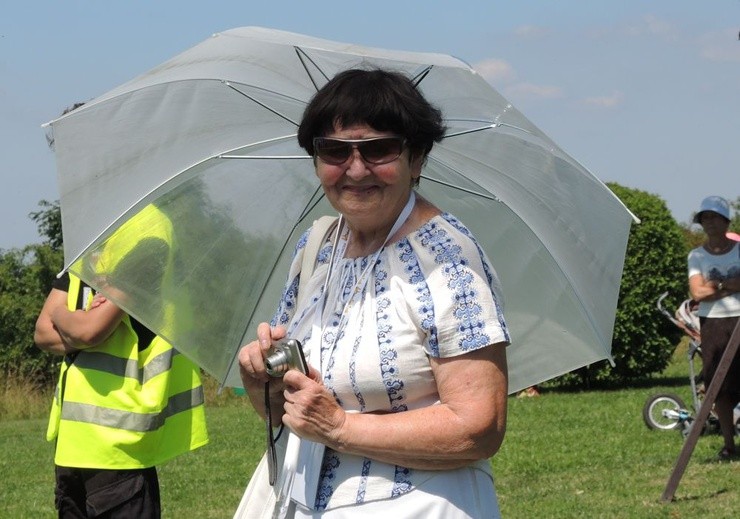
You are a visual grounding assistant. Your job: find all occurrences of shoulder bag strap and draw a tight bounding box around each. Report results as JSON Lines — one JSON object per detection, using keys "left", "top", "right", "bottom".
{"left": 297, "top": 215, "right": 338, "bottom": 309}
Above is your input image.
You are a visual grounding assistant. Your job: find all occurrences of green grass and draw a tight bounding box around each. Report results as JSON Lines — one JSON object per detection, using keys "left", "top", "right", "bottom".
{"left": 1, "top": 345, "right": 737, "bottom": 518}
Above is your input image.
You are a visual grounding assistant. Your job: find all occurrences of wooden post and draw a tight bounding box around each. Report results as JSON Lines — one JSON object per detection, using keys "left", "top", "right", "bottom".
{"left": 661, "top": 318, "right": 740, "bottom": 502}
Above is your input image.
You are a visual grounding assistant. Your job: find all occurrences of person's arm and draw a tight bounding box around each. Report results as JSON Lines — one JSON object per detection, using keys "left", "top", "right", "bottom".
{"left": 34, "top": 288, "right": 74, "bottom": 355}
{"left": 689, "top": 273, "right": 738, "bottom": 302}
{"left": 34, "top": 287, "right": 125, "bottom": 355}
{"left": 280, "top": 343, "right": 508, "bottom": 470}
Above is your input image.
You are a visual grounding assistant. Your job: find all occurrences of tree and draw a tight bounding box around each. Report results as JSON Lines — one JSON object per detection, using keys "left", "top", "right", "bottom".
{"left": 29, "top": 199, "right": 63, "bottom": 251}
{"left": 0, "top": 201, "right": 64, "bottom": 385}
{"left": 553, "top": 184, "right": 687, "bottom": 387}
{"left": 731, "top": 196, "right": 740, "bottom": 233}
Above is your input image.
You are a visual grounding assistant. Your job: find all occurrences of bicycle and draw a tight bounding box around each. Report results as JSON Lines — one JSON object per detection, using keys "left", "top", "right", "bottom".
{"left": 641, "top": 292, "right": 734, "bottom": 437}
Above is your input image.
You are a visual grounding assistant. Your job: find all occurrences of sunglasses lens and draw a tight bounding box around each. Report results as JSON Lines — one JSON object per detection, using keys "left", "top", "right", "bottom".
{"left": 359, "top": 138, "right": 403, "bottom": 164}
{"left": 314, "top": 137, "right": 404, "bottom": 165}
{"left": 315, "top": 139, "right": 352, "bottom": 164}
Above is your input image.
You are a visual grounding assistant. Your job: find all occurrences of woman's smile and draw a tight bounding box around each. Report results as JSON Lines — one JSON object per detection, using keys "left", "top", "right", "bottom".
{"left": 316, "top": 123, "right": 420, "bottom": 236}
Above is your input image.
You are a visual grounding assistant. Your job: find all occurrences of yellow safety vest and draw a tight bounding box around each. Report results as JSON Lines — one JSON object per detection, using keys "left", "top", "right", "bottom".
{"left": 47, "top": 205, "right": 208, "bottom": 468}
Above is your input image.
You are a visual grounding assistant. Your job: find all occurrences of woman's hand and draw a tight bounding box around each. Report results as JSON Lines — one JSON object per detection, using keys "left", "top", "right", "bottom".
{"left": 238, "top": 323, "right": 287, "bottom": 384}
{"left": 281, "top": 368, "right": 346, "bottom": 445}
{"left": 237, "top": 322, "right": 290, "bottom": 420}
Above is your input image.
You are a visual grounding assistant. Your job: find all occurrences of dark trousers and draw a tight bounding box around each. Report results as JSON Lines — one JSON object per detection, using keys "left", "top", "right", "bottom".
{"left": 55, "top": 465, "right": 160, "bottom": 518}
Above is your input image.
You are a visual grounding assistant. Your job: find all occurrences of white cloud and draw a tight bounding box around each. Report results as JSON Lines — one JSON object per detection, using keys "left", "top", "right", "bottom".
{"left": 473, "top": 58, "right": 517, "bottom": 84}
{"left": 473, "top": 58, "right": 561, "bottom": 102}
{"left": 513, "top": 25, "right": 550, "bottom": 39}
{"left": 626, "top": 14, "right": 678, "bottom": 41}
{"left": 582, "top": 91, "right": 624, "bottom": 108}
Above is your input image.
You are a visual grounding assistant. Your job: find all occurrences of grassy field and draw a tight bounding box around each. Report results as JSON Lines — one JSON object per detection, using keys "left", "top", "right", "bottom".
{"left": 1, "top": 345, "right": 737, "bottom": 518}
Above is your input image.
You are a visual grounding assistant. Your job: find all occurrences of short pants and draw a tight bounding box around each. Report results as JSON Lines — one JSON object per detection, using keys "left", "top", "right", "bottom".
{"left": 54, "top": 465, "right": 160, "bottom": 518}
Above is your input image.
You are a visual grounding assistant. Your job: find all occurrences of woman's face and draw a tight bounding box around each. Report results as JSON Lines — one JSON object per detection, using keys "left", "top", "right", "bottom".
{"left": 699, "top": 211, "right": 729, "bottom": 237}
{"left": 315, "top": 123, "right": 422, "bottom": 233}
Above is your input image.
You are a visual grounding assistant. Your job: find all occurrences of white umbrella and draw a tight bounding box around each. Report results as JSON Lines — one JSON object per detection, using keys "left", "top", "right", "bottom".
{"left": 47, "top": 27, "right": 636, "bottom": 393}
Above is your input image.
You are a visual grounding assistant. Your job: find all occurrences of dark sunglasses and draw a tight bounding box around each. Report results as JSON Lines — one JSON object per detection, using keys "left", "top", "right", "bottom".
{"left": 312, "top": 136, "right": 405, "bottom": 165}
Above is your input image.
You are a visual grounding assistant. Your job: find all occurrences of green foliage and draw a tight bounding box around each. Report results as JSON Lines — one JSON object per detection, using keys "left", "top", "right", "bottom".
{"left": 554, "top": 184, "right": 687, "bottom": 387}
{"left": 731, "top": 196, "right": 740, "bottom": 233}
{"left": 0, "top": 200, "right": 64, "bottom": 386}
{"left": 29, "top": 200, "right": 63, "bottom": 252}
{"left": 0, "top": 243, "right": 64, "bottom": 385}
{"left": 679, "top": 224, "right": 704, "bottom": 252}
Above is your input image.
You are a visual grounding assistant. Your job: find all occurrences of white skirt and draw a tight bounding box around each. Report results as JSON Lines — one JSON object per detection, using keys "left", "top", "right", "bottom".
{"left": 291, "top": 465, "right": 501, "bottom": 519}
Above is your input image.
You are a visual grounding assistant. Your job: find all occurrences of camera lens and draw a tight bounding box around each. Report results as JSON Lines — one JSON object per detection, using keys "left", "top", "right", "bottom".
{"left": 265, "top": 349, "right": 290, "bottom": 377}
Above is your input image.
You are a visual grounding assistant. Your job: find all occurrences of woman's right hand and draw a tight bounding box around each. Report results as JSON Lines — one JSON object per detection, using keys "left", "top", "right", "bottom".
{"left": 238, "top": 323, "right": 286, "bottom": 384}
{"left": 238, "top": 322, "right": 288, "bottom": 419}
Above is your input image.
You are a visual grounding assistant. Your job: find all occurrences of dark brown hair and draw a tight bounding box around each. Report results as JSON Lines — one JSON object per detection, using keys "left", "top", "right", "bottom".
{"left": 297, "top": 69, "right": 446, "bottom": 161}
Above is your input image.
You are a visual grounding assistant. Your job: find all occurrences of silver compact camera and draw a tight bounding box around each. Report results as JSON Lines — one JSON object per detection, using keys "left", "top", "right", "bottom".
{"left": 264, "top": 339, "right": 308, "bottom": 377}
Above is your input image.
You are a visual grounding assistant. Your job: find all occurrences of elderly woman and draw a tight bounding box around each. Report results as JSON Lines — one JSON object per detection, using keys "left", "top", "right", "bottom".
{"left": 687, "top": 196, "right": 740, "bottom": 460}
{"left": 238, "top": 69, "right": 509, "bottom": 518}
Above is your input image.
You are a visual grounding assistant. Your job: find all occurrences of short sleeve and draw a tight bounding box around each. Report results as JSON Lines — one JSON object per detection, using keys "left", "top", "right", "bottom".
{"left": 687, "top": 248, "right": 702, "bottom": 278}
{"left": 52, "top": 272, "right": 71, "bottom": 292}
{"left": 405, "top": 215, "right": 510, "bottom": 358}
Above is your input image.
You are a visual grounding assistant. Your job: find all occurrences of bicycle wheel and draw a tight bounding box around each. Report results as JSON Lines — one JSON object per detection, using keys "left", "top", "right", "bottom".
{"left": 643, "top": 393, "right": 687, "bottom": 430}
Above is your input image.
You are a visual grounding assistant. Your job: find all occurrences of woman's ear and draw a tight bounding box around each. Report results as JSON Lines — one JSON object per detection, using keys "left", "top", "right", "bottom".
{"left": 410, "top": 152, "right": 424, "bottom": 176}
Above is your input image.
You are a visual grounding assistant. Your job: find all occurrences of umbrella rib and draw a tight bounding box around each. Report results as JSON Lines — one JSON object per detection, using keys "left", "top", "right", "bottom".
{"left": 441, "top": 122, "right": 536, "bottom": 141}
{"left": 411, "top": 66, "right": 434, "bottom": 87}
{"left": 294, "top": 47, "right": 332, "bottom": 92}
{"left": 223, "top": 81, "right": 301, "bottom": 127}
{"left": 220, "top": 155, "right": 311, "bottom": 160}
{"left": 420, "top": 175, "right": 501, "bottom": 202}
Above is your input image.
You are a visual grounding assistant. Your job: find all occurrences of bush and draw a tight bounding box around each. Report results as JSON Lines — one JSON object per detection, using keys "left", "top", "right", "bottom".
{"left": 0, "top": 243, "right": 64, "bottom": 386}
{"left": 553, "top": 184, "right": 687, "bottom": 387}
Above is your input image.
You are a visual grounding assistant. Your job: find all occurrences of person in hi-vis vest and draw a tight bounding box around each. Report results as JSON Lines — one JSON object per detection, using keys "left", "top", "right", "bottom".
{"left": 35, "top": 204, "right": 208, "bottom": 518}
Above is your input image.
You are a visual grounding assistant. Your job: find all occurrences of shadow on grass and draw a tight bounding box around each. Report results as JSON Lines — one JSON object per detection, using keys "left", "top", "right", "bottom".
{"left": 669, "top": 487, "right": 731, "bottom": 502}
{"left": 535, "top": 374, "right": 692, "bottom": 395}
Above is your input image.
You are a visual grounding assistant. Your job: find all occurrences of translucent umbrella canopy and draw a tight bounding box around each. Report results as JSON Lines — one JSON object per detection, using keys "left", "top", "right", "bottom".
{"left": 47, "top": 27, "right": 636, "bottom": 393}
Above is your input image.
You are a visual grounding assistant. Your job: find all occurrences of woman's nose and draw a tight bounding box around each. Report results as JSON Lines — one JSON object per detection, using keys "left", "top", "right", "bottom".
{"left": 345, "top": 149, "right": 371, "bottom": 178}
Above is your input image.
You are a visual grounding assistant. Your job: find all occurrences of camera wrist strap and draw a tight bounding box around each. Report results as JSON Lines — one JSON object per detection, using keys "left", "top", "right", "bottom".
{"left": 265, "top": 380, "right": 283, "bottom": 485}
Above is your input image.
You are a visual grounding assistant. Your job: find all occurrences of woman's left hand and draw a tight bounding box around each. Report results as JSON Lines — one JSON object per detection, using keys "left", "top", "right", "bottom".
{"left": 281, "top": 369, "right": 346, "bottom": 446}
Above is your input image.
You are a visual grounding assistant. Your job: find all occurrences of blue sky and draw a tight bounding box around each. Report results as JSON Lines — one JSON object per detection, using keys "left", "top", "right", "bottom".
{"left": 2, "top": 1, "right": 739, "bottom": 250}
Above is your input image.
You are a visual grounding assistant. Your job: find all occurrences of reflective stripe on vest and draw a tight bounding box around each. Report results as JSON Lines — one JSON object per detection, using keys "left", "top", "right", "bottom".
{"left": 61, "top": 385, "right": 204, "bottom": 432}
{"left": 71, "top": 347, "right": 175, "bottom": 385}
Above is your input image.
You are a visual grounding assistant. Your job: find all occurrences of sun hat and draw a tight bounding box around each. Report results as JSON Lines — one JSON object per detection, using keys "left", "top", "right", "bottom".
{"left": 693, "top": 195, "right": 730, "bottom": 223}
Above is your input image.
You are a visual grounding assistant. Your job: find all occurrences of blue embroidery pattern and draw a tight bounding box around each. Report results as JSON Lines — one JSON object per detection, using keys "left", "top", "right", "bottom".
{"left": 391, "top": 465, "right": 413, "bottom": 498}
{"left": 315, "top": 451, "right": 341, "bottom": 510}
{"left": 398, "top": 237, "right": 437, "bottom": 355}
{"left": 374, "top": 253, "right": 407, "bottom": 412}
{"left": 349, "top": 322, "right": 366, "bottom": 410}
{"left": 443, "top": 214, "right": 510, "bottom": 342}
{"left": 356, "top": 457, "right": 371, "bottom": 504}
{"left": 271, "top": 230, "right": 309, "bottom": 327}
{"left": 271, "top": 275, "right": 298, "bottom": 327}
{"left": 417, "top": 220, "right": 491, "bottom": 352}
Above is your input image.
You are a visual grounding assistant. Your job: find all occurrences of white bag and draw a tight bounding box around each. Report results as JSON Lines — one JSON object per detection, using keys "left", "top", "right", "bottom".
{"left": 233, "top": 451, "right": 279, "bottom": 519}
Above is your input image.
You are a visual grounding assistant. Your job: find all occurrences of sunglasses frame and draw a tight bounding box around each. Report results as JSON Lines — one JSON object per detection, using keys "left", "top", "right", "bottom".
{"left": 312, "top": 136, "right": 406, "bottom": 165}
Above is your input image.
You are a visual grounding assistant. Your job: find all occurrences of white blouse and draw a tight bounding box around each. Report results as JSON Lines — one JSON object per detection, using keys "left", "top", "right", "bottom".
{"left": 271, "top": 212, "right": 510, "bottom": 512}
